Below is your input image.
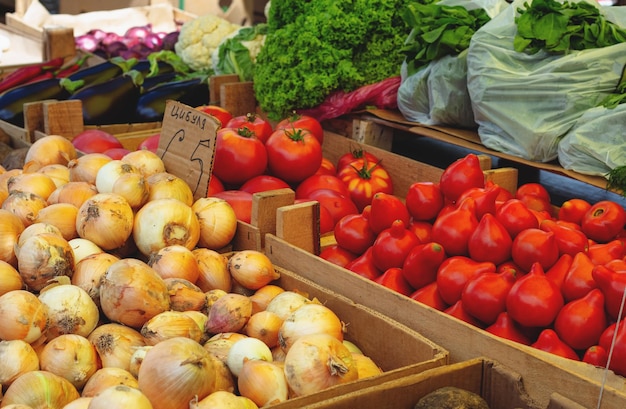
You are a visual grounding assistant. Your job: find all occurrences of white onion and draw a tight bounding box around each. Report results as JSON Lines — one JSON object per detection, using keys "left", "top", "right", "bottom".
{"left": 192, "top": 197, "right": 237, "bottom": 250}
{"left": 226, "top": 337, "right": 273, "bottom": 378}
{"left": 95, "top": 160, "right": 141, "bottom": 194}
{"left": 121, "top": 150, "right": 165, "bottom": 177}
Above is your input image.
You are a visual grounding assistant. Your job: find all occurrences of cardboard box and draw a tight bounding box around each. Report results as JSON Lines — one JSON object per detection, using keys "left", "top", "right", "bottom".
{"left": 260, "top": 261, "right": 449, "bottom": 408}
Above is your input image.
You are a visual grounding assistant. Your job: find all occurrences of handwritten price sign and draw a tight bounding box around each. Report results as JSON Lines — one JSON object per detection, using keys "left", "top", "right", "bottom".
{"left": 156, "top": 100, "right": 220, "bottom": 200}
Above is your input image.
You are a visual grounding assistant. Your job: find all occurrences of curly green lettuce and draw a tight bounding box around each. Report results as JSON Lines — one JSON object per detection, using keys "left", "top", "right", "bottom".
{"left": 253, "top": 0, "right": 412, "bottom": 120}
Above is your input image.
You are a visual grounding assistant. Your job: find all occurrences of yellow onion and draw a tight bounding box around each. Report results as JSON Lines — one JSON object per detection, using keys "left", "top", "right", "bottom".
{"left": 352, "top": 353, "right": 383, "bottom": 379}
{"left": 0, "top": 260, "right": 24, "bottom": 296}
{"left": 165, "top": 278, "right": 207, "bottom": 312}
{"left": 278, "top": 303, "right": 344, "bottom": 352}
{"left": 203, "top": 332, "right": 248, "bottom": 363}
{"left": 121, "top": 150, "right": 165, "bottom": 177}
{"left": 47, "top": 181, "right": 98, "bottom": 208}
{"left": 111, "top": 172, "right": 150, "bottom": 210}
{"left": 94, "top": 160, "right": 141, "bottom": 194}
{"left": 2, "top": 370, "right": 80, "bottom": 409}
{"left": 205, "top": 293, "right": 252, "bottom": 335}
{"left": 128, "top": 345, "right": 152, "bottom": 378}
{"left": 88, "top": 323, "right": 146, "bottom": 372}
{"left": 0, "top": 340, "right": 40, "bottom": 385}
{"left": 206, "top": 289, "right": 227, "bottom": 308}
{"left": 140, "top": 310, "right": 204, "bottom": 345}
{"left": 283, "top": 333, "right": 358, "bottom": 397}
{"left": 3, "top": 405, "right": 39, "bottom": 409}
{"left": 133, "top": 198, "right": 200, "bottom": 256}
{"left": 99, "top": 258, "right": 170, "bottom": 329}
{"left": 0, "top": 168, "right": 22, "bottom": 192}
{"left": 36, "top": 164, "right": 69, "bottom": 188}
{"left": 343, "top": 340, "right": 364, "bottom": 354}
{"left": 207, "top": 354, "right": 235, "bottom": 393}
{"left": 148, "top": 244, "right": 200, "bottom": 283}
{"left": 228, "top": 250, "right": 280, "bottom": 291}
{"left": 249, "top": 285, "right": 285, "bottom": 314}
{"left": 75, "top": 193, "right": 134, "bottom": 250}
{"left": 245, "top": 310, "right": 283, "bottom": 348}
{"left": 38, "top": 334, "right": 100, "bottom": 390}
{"left": 7, "top": 172, "right": 57, "bottom": 201}
{"left": 16, "top": 233, "right": 74, "bottom": 292}
{"left": 38, "top": 284, "right": 99, "bottom": 339}
{"left": 238, "top": 359, "right": 288, "bottom": 406}
{"left": 2, "top": 191, "right": 47, "bottom": 227}
{"left": 86, "top": 385, "right": 152, "bottom": 409}
{"left": 191, "top": 391, "right": 258, "bottom": 409}
{"left": 25, "top": 135, "right": 78, "bottom": 167}
{"left": 71, "top": 252, "right": 119, "bottom": 308}
{"left": 16, "top": 222, "right": 63, "bottom": 249}
{"left": 226, "top": 337, "right": 273, "bottom": 378}
{"left": 192, "top": 197, "right": 237, "bottom": 250}
{"left": 146, "top": 172, "right": 193, "bottom": 206}
{"left": 137, "top": 337, "right": 217, "bottom": 409}
{"left": 193, "top": 248, "right": 232, "bottom": 292}
{"left": 271, "top": 345, "right": 286, "bottom": 363}
{"left": 0, "top": 208, "right": 25, "bottom": 266}
{"left": 34, "top": 203, "right": 79, "bottom": 240}
{"left": 265, "top": 291, "right": 311, "bottom": 321}
{"left": 67, "top": 153, "right": 112, "bottom": 185}
{"left": 0, "top": 290, "right": 48, "bottom": 343}
{"left": 61, "top": 397, "right": 92, "bottom": 409}
{"left": 81, "top": 367, "right": 139, "bottom": 397}
{"left": 68, "top": 238, "right": 103, "bottom": 266}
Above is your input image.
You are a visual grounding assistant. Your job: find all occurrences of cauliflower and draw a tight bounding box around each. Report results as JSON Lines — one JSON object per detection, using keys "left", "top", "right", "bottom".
{"left": 175, "top": 14, "right": 241, "bottom": 72}
{"left": 212, "top": 24, "right": 268, "bottom": 82}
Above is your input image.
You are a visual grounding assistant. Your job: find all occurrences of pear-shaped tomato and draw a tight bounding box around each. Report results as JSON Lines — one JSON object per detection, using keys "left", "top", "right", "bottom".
{"left": 439, "top": 153, "right": 485, "bottom": 203}
{"left": 431, "top": 197, "right": 478, "bottom": 257}
{"left": 436, "top": 256, "right": 496, "bottom": 306}
{"left": 511, "top": 228, "right": 559, "bottom": 272}
{"left": 554, "top": 289, "right": 607, "bottom": 351}
{"left": 371, "top": 220, "right": 420, "bottom": 272}
{"left": 468, "top": 213, "right": 512, "bottom": 265}
{"left": 531, "top": 329, "right": 580, "bottom": 361}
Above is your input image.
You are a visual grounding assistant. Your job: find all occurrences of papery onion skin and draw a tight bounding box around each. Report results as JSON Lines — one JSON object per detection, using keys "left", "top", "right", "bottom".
{"left": 226, "top": 337, "right": 273, "bottom": 378}
{"left": 2, "top": 191, "right": 47, "bottom": 227}
{"left": 34, "top": 203, "right": 79, "bottom": 241}
{"left": 59, "top": 396, "right": 92, "bottom": 409}
{"left": 0, "top": 339, "right": 40, "bottom": 385}
{"left": 0, "top": 290, "right": 48, "bottom": 343}
{"left": 68, "top": 238, "right": 103, "bottom": 267}
{"left": 164, "top": 278, "right": 207, "bottom": 312}
{"left": 192, "top": 391, "right": 259, "bottom": 409}
{"left": 38, "top": 334, "right": 100, "bottom": 390}
{"left": 249, "top": 285, "right": 285, "bottom": 314}
{"left": 2, "top": 370, "right": 80, "bottom": 408}
{"left": 99, "top": 258, "right": 171, "bottom": 329}
{"left": 140, "top": 310, "right": 204, "bottom": 345}
{"left": 16, "top": 233, "right": 74, "bottom": 292}
{"left": 203, "top": 332, "right": 248, "bottom": 363}
{"left": 95, "top": 160, "right": 141, "bottom": 194}
{"left": 133, "top": 198, "right": 200, "bottom": 256}
{"left": 137, "top": 337, "right": 217, "bottom": 409}
{"left": 81, "top": 367, "right": 139, "bottom": 397}
{"left": 265, "top": 291, "right": 311, "bottom": 321}
{"left": 193, "top": 248, "right": 232, "bottom": 293}
{"left": 47, "top": 181, "right": 98, "bottom": 209}
{"left": 25, "top": 134, "right": 78, "bottom": 167}
{"left": 148, "top": 244, "right": 200, "bottom": 283}
{"left": 352, "top": 353, "right": 383, "bottom": 379}
{"left": 192, "top": 197, "right": 237, "bottom": 250}
{"left": 112, "top": 172, "right": 150, "bottom": 210}
{"left": 86, "top": 385, "right": 153, "bottom": 409}
{"left": 228, "top": 250, "right": 280, "bottom": 291}
{"left": 278, "top": 303, "right": 344, "bottom": 352}
{"left": 283, "top": 333, "right": 358, "bottom": 397}
{"left": 7, "top": 172, "right": 58, "bottom": 201}
{"left": 0, "top": 208, "right": 25, "bottom": 266}
{"left": 87, "top": 323, "right": 147, "bottom": 372}
{"left": 238, "top": 359, "right": 289, "bottom": 407}
{"left": 205, "top": 293, "right": 252, "bottom": 335}
{"left": 37, "top": 284, "right": 100, "bottom": 339}
{"left": 37, "top": 164, "right": 70, "bottom": 188}
{"left": 76, "top": 193, "right": 134, "bottom": 251}
{"left": 71, "top": 252, "right": 119, "bottom": 308}
{"left": 0, "top": 259, "right": 25, "bottom": 296}
{"left": 245, "top": 310, "right": 283, "bottom": 349}
{"left": 121, "top": 150, "right": 165, "bottom": 178}
{"left": 146, "top": 172, "right": 194, "bottom": 206}
{"left": 68, "top": 153, "right": 112, "bottom": 185}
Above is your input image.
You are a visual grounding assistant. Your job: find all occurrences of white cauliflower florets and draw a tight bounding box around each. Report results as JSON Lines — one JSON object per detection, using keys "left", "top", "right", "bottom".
{"left": 175, "top": 14, "right": 241, "bottom": 72}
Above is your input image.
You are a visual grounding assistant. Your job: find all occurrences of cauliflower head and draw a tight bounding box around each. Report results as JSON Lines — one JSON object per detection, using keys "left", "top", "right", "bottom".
{"left": 175, "top": 14, "right": 241, "bottom": 72}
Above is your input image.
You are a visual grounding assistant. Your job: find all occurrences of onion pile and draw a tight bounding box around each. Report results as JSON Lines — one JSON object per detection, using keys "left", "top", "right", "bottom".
{"left": 0, "top": 134, "right": 382, "bottom": 408}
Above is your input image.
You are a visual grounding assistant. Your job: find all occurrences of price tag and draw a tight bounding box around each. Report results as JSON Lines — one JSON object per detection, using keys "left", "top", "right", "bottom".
{"left": 156, "top": 100, "right": 220, "bottom": 201}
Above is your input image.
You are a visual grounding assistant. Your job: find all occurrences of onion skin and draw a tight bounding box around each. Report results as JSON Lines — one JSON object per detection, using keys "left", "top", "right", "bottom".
{"left": 67, "top": 153, "right": 112, "bottom": 184}
{"left": 192, "top": 197, "right": 237, "bottom": 250}
{"left": 205, "top": 293, "right": 252, "bottom": 335}
{"left": 0, "top": 290, "right": 48, "bottom": 343}
{"left": 88, "top": 323, "right": 147, "bottom": 372}
{"left": 71, "top": 252, "right": 120, "bottom": 308}
{"left": 37, "top": 284, "right": 100, "bottom": 339}
{"left": 99, "top": 258, "right": 171, "bottom": 329}
{"left": 81, "top": 367, "right": 139, "bottom": 397}
{"left": 38, "top": 334, "right": 100, "bottom": 390}
{"left": 193, "top": 248, "right": 232, "bottom": 293}
{"left": 0, "top": 260, "right": 25, "bottom": 296}
{"left": 0, "top": 208, "right": 25, "bottom": 266}
{"left": 86, "top": 385, "right": 153, "bottom": 409}
{"left": 16, "top": 233, "right": 75, "bottom": 292}
{"left": 227, "top": 250, "right": 280, "bottom": 291}
{"left": 75, "top": 193, "right": 134, "bottom": 251}
{"left": 192, "top": 391, "right": 259, "bottom": 409}
{"left": 2, "top": 191, "right": 47, "bottom": 227}
{"left": 2, "top": 370, "right": 81, "bottom": 409}
{"left": 25, "top": 134, "right": 78, "bottom": 167}
{"left": 0, "top": 339, "right": 40, "bottom": 386}
{"left": 140, "top": 310, "right": 204, "bottom": 345}
{"left": 148, "top": 244, "right": 201, "bottom": 283}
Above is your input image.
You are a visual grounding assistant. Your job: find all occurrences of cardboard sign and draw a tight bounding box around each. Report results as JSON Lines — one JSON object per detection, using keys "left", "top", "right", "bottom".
{"left": 156, "top": 100, "right": 219, "bottom": 200}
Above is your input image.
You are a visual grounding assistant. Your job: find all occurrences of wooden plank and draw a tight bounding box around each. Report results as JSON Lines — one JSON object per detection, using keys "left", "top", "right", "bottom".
{"left": 44, "top": 27, "right": 76, "bottom": 60}
{"left": 250, "top": 188, "right": 296, "bottom": 250}
{"left": 43, "top": 100, "right": 84, "bottom": 138}
{"left": 231, "top": 221, "right": 262, "bottom": 252}
{"left": 220, "top": 81, "right": 256, "bottom": 117}
{"left": 352, "top": 118, "right": 393, "bottom": 151}
{"left": 209, "top": 74, "right": 239, "bottom": 105}
{"left": 276, "top": 200, "right": 321, "bottom": 255}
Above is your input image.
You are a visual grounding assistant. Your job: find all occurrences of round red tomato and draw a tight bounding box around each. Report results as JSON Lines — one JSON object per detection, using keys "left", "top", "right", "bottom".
{"left": 306, "top": 188, "right": 358, "bottom": 227}
{"left": 295, "top": 174, "right": 350, "bottom": 200}
{"left": 207, "top": 175, "right": 225, "bottom": 196}
{"left": 315, "top": 157, "right": 337, "bottom": 176}
{"left": 212, "top": 127, "right": 268, "bottom": 186}
{"left": 211, "top": 190, "right": 253, "bottom": 223}
{"left": 72, "top": 129, "right": 123, "bottom": 154}
{"left": 137, "top": 133, "right": 160, "bottom": 153}
{"left": 275, "top": 113, "right": 324, "bottom": 145}
{"left": 226, "top": 113, "right": 273, "bottom": 144}
{"left": 516, "top": 182, "right": 551, "bottom": 203}
{"left": 239, "top": 175, "right": 290, "bottom": 194}
{"left": 334, "top": 212, "right": 376, "bottom": 255}
{"left": 319, "top": 244, "right": 358, "bottom": 268}
{"left": 265, "top": 128, "right": 322, "bottom": 184}
{"left": 336, "top": 148, "right": 380, "bottom": 172}
{"left": 337, "top": 158, "right": 393, "bottom": 211}
{"left": 581, "top": 200, "right": 626, "bottom": 243}
{"left": 511, "top": 228, "right": 560, "bottom": 272}
{"left": 195, "top": 105, "right": 233, "bottom": 128}
{"left": 558, "top": 198, "right": 592, "bottom": 225}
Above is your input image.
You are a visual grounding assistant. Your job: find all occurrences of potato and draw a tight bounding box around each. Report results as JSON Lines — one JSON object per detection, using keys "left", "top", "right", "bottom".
{"left": 414, "top": 386, "right": 490, "bottom": 409}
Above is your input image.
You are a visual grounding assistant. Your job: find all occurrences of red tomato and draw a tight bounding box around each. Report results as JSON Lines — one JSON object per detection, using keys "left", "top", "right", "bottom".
{"left": 211, "top": 190, "right": 253, "bottom": 223}
{"left": 345, "top": 247, "right": 382, "bottom": 280}
{"left": 137, "top": 133, "right": 160, "bottom": 152}
{"left": 226, "top": 113, "right": 273, "bottom": 144}
{"left": 461, "top": 269, "right": 517, "bottom": 326}
{"left": 371, "top": 220, "right": 420, "bottom": 272}
{"left": 592, "top": 264, "right": 626, "bottom": 321}
{"left": 402, "top": 241, "right": 447, "bottom": 290}
{"left": 554, "top": 289, "right": 607, "bottom": 351}
{"left": 405, "top": 182, "right": 444, "bottom": 221}
{"left": 545, "top": 253, "right": 574, "bottom": 290}
{"left": 316, "top": 157, "right": 337, "bottom": 176}
{"left": 72, "top": 129, "right": 123, "bottom": 154}
{"left": 212, "top": 127, "right": 268, "bottom": 186}
{"left": 103, "top": 148, "right": 131, "bottom": 159}
{"left": 582, "top": 345, "right": 608, "bottom": 367}
{"left": 561, "top": 252, "right": 596, "bottom": 303}
{"left": 294, "top": 199, "right": 336, "bottom": 235}
{"left": 374, "top": 267, "right": 414, "bottom": 297}
{"left": 511, "top": 228, "right": 560, "bottom": 272}
{"left": 436, "top": 256, "right": 496, "bottom": 306}
{"left": 516, "top": 182, "right": 551, "bottom": 203}
{"left": 581, "top": 200, "right": 626, "bottom": 243}
{"left": 336, "top": 148, "right": 380, "bottom": 172}
{"left": 457, "top": 184, "right": 500, "bottom": 220}
{"left": 275, "top": 113, "right": 324, "bottom": 145}
{"left": 439, "top": 154, "right": 485, "bottom": 203}
{"left": 558, "top": 198, "right": 592, "bottom": 225}
{"left": 431, "top": 197, "right": 479, "bottom": 256}
{"left": 444, "top": 300, "right": 484, "bottom": 328}
{"left": 295, "top": 174, "right": 350, "bottom": 200}
{"left": 410, "top": 282, "right": 448, "bottom": 311}
{"left": 319, "top": 244, "right": 358, "bottom": 268}
{"left": 531, "top": 329, "right": 580, "bottom": 361}
{"left": 495, "top": 199, "right": 539, "bottom": 238}
{"left": 207, "top": 175, "right": 225, "bottom": 196}
{"left": 334, "top": 212, "right": 376, "bottom": 256}
{"left": 239, "top": 175, "right": 290, "bottom": 194}
{"left": 588, "top": 239, "right": 626, "bottom": 265}
{"left": 485, "top": 312, "right": 532, "bottom": 346}
{"left": 407, "top": 220, "right": 433, "bottom": 244}
{"left": 368, "top": 192, "right": 410, "bottom": 234}
{"left": 539, "top": 219, "right": 589, "bottom": 256}
{"left": 467, "top": 213, "right": 513, "bottom": 265}
{"left": 337, "top": 158, "right": 393, "bottom": 211}
{"left": 265, "top": 128, "right": 322, "bottom": 184}
{"left": 195, "top": 105, "right": 233, "bottom": 128}
{"left": 506, "top": 262, "right": 564, "bottom": 328}
{"left": 599, "top": 321, "right": 626, "bottom": 376}
{"left": 518, "top": 195, "right": 554, "bottom": 217}
{"left": 306, "top": 188, "right": 358, "bottom": 227}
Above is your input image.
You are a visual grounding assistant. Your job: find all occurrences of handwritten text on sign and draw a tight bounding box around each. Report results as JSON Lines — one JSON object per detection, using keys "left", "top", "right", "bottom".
{"left": 156, "top": 100, "right": 220, "bottom": 201}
